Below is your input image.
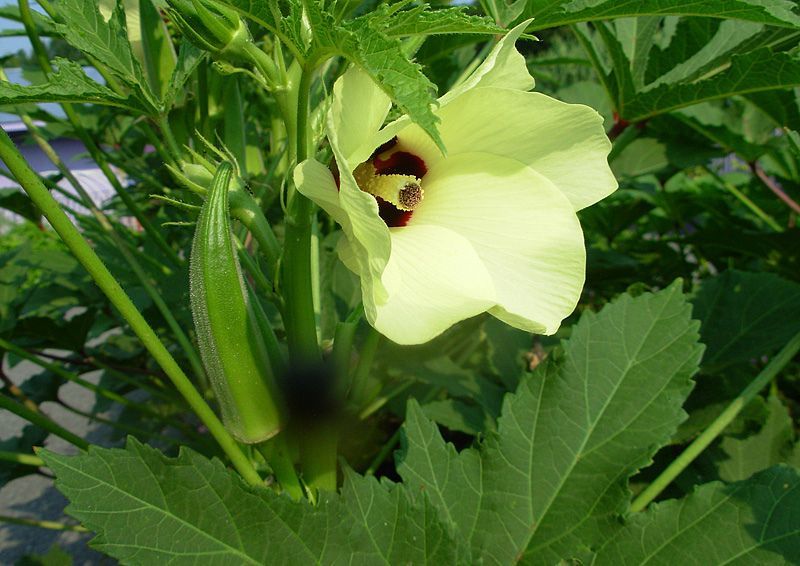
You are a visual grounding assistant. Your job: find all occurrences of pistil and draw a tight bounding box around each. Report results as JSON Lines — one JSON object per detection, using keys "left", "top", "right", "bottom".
{"left": 353, "top": 162, "right": 424, "bottom": 212}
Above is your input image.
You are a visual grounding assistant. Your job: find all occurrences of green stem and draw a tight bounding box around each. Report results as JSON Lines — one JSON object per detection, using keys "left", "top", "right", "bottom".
{"left": 157, "top": 113, "right": 184, "bottom": 166}
{"left": 349, "top": 328, "right": 381, "bottom": 407}
{"left": 141, "top": 121, "right": 180, "bottom": 169}
{"left": 0, "top": 128, "right": 262, "bottom": 486}
{"left": 365, "top": 387, "right": 440, "bottom": 476}
{"left": 0, "top": 338, "right": 188, "bottom": 430}
{"left": 366, "top": 427, "right": 401, "bottom": 476}
{"left": 0, "top": 514, "right": 88, "bottom": 532}
{"left": 0, "top": 111, "right": 205, "bottom": 384}
{"left": 301, "top": 424, "right": 338, "bottom": 493}
{"left": 256, "top": 438, "right": 304, "bottom": 501}
{"left": 237, "top": 238, "right": 275, "bottom": 296}
{"left": 244, "top": 42, "right": 296, "bottom": 163}
{"left": 0, "top": 392, "right": 89, "bottom": 451}
{"left": 231, "top": 191, "right": 281, "bottom": 278}
{"left": 332, "top": 320, "right": 358, "bottom": 400}
{"left": 18, "top": 0, "right": 50, "bottom": 73}
{"left": 247, "top": 281, "right": 287, "bottom": 379}
{"left": 450, "top": 38, "right": 494, "bottom": 89}
{"left": 57, "top": 400, "right": 190, "bottom": 448}
{"left": 631, "top": 329, "right": 800, "bottom": 512}
{"left": 607, "top": 123, "right": 639, "bottom": 162}
{"left": 282, "top": 65, "right": 320, "bottom": 364}
{"left": 703, "top": 166, "right": 782, "bottom": 231}
{"left": 0, "top": 450, "right": 44, "bottom": 467}
{"left": 197, "top": 62, "right": 211, "bottom": 140}
{"left": 359, "top": 381, "right": 413, "bottom": 420}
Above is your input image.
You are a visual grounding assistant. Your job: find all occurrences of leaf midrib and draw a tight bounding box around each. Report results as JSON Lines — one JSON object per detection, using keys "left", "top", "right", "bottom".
{"left": 54, "top": 456, "right": 264, "bottom": 565}
{"left": 513, "top": 292, "right": 677, "bottom": 556}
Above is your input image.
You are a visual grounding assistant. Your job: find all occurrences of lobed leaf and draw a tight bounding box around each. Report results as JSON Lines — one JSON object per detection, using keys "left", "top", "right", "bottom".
{"left": 593, "top": 466, "right": 800, "bottom": 564}
{"left": 524, "top": 0, "right": 800, "bottom": 31}
{"left": 399, "top": 282, "right": 705, "bottom": 564}
{"left": 0, "top": 59, "right": 140, "bottom": 111}
{"left": 717, "top": 395, "right": 796, "bottom": 483}
{"left": 41, "top": 438, "right": 462, "bottom": 564}
{"left": 691, "top": 270, "right": 800, "bottom": 370}
{"left": 53, "top": 0, "right": 157, "bottom": 111}
{"left": 622, "top": 48, "right": 800, "bottom": 121}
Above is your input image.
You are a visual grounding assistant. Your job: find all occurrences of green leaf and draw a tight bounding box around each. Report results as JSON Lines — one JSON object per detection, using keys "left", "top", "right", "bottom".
{"left": 422, "top": 398, "right": 494, "bottom": 435}
{"left": 611, "top": 137, "right": 670, "bottom": 178}
{"left": 398, "top": 402, "right": 483, "bottom": 545}
{"left": 594, "top": 466, "right": 800, "bottom": 564}
{"left": 399, "top": 282, "right": 704, "bottom": 564}
{"left": 524, "top": 1, "right": 800, "bottom": 31}
{"left": 0, "top": 5, "right": 56, "bottom": 34}
{"left": 19, "top": 369, "right": 62, "bottom": 405}
{"left": 164, "top": 41, "right": 204, "bottom": 107}
{"left": 340, "top": 469, "right": 463, "bottom": 564}
{"left": 0, "top": 59, "right": 140, "bottom": 111}
{"left": 223, "top": 1, "right": 445, "bottom": 150}
{"left": 53, "top": 0, "right": 157, "bottom": 111}
{"left": 41, "top": 438, "right": 460, "bottom": 564}
{"left": 484, "top": 316, "right": 531, "bottom": 391}
{"left": 717, "top": 395, "right": 796, "bottom": 482}
{"left": 138, "top": 0, "right": 177, "bottom": 101}
{"left": 584, "top": 16, "right": 800, "bottom": 123}
{"left": 0, "top": 188, "right": 39, "bottom": 222}
{"left": 375, "top": 5, "right": 503, "bottom": 37}
{"left": 691, "top": 270, "right": 800, "bottom": 370}
{"left": 336, "top": 13, "right": 443, "bottom": 151}
{"left": 623, "top": 48, "right": 800, "bottom": 121}
{"left": 402, "top": 357, "right": 504, "bottom": 419}
{"left": 16, "top": 544, "right": 74, "bottom": 566}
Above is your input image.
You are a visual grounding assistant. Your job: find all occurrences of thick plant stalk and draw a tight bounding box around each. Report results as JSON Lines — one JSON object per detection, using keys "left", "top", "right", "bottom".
{"left": 190, "top": 162, "right": 285, "bottom": 443}
{"left": 0, "top": 128, "right": 263, "bottom": 486}
{"left": 631, "top": 329, "right": 800, "bottom": 512}
{"left": 283, "top": 66, "right": 321, "bottom": 364}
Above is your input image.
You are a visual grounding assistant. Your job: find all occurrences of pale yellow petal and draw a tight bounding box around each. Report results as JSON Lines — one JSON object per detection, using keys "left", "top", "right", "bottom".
{"left": 411, "top": 153, "right": 585, "bottom": 334}
{"left": 330, "top": 66, "right": 392, "bottom": 169}
{"left": 371, "top": 224, "right": 496, "bottom": 345}
{"left": 397, "top": 87, "right": 617, "bottom": 210}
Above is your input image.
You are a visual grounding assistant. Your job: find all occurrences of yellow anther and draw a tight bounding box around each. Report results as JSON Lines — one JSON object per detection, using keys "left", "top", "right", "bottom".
{"left": 353, "top": 162, "right": 424, "bottom": 211}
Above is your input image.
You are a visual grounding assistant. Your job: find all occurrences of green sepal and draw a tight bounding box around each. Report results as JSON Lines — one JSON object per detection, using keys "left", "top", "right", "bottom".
{"left": 189, "top": 162, "right": 284, "bottom": 443}
{"left": 166, "top": 0, "right": 252, "bottom": 61}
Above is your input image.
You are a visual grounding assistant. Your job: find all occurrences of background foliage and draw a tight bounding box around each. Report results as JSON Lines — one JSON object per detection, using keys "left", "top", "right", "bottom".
{"left": 0, "top": 0, "right": 799, "bottom": 563}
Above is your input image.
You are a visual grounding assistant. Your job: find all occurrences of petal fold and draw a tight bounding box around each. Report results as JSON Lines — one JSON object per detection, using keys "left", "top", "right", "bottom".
{"left": 441, "top": 19, "right": 535, "bottom": 103}
{"left": 294, "top": 158, "right": 390, "bottom": 317}
{"left": 330, "top": 66, "right": 392, "bottom": 169}
{"left": 412, "top": 153, "right": 586, "bottom": 334}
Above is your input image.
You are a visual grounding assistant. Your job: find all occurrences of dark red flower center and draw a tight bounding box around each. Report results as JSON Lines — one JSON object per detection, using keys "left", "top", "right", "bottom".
{"left": 368, "top": 137, "right": 427, "bottom": 227}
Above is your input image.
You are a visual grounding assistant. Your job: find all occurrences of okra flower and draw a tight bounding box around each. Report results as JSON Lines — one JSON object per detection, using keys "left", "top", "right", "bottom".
{"left": 295, "top": 24, "right": 617, "bottom": 345}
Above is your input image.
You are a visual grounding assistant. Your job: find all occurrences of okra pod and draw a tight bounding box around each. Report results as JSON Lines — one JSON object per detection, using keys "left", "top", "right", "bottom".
{"left": 190, "top": 162, "right": 284, "bottom": 443}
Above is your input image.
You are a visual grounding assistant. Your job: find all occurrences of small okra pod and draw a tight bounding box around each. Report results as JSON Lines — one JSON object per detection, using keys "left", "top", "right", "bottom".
{"left": 190, "top": 161, "right": 284, "bottom": 443}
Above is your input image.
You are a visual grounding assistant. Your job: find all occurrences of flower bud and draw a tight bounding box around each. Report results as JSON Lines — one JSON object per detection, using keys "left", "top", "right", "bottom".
{"left": 166, "top": 0, "right": 251, "bottom": 61}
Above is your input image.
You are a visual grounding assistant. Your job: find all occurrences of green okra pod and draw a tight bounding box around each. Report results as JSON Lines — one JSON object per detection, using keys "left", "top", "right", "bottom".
{"left": 190, "top": 161, "right": 284, "bottom": 443}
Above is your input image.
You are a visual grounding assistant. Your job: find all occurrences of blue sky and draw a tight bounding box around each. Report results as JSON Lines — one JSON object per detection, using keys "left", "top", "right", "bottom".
{"left": 0, "top": 2, "right": 44, "bottom": 58}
